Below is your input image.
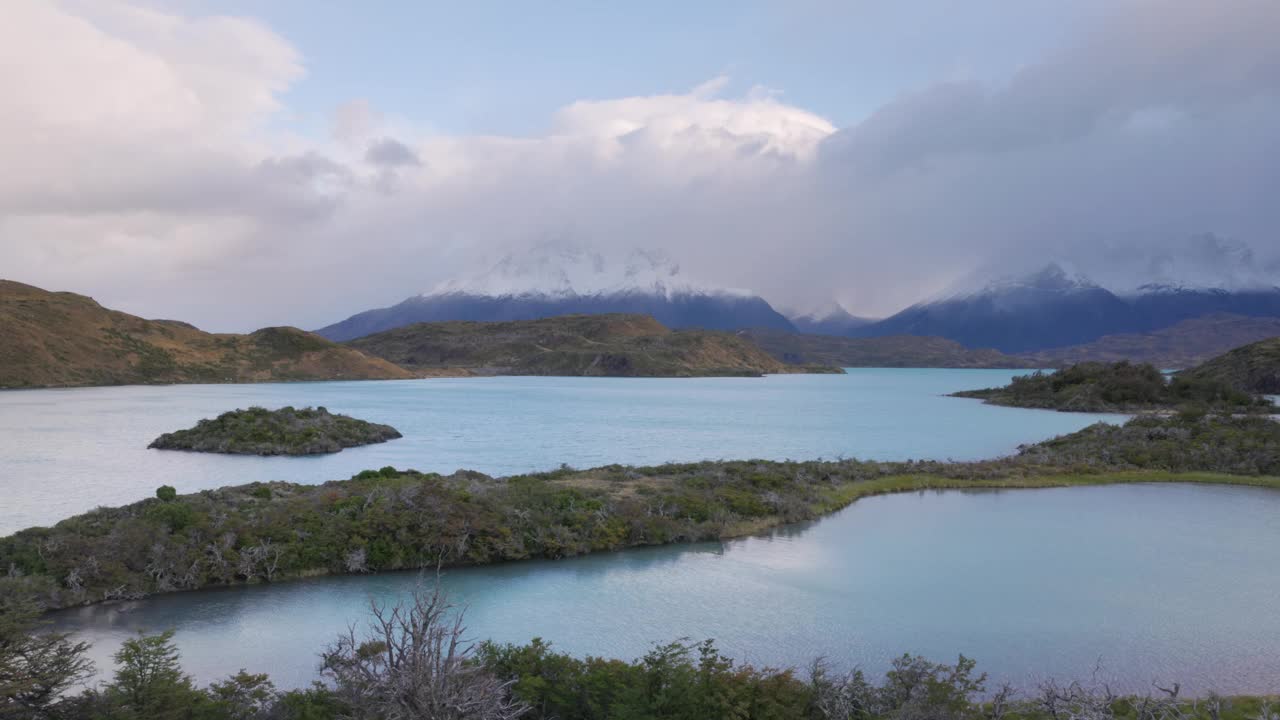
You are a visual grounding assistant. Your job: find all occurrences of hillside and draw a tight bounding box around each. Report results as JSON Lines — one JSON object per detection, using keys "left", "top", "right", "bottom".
{"left": 1179, "top": 337, "right": 1280, "bottom": 394}
{"left": 346, "top": 314, "right": 836, "bottom": 377}
{"left": 743, "top": 329, "right": 1033, "bottom": 368}
{"left": 0, "top": 280, "right": 413, "bottom": 388}
{"left": 952, "top": 360, "right": 1273, "bottom": 413}
{"left": 1023, "top": 314, "right": 1280, "bottom": 368}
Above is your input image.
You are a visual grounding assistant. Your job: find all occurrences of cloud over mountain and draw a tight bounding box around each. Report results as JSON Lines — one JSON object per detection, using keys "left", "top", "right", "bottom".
{"left": 2, "top": 0, "right": 1278, "bottom": 331}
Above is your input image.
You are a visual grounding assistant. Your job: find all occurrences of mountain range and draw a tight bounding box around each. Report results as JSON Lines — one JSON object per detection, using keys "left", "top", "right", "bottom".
{"left": 318, "top": 239, "right": 1280, "bottom": 356}
{"left": 317, "top": 247, "right": 795, "bottom": 341}
{"left": 849, "top": 263, "right": 1280, "bottom": 353}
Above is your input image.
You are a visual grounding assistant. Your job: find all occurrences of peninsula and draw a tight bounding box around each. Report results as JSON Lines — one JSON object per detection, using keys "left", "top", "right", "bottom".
{"left": 6, "top": 412, "right": 1277, "bottom": 610}
{"left": 951, "top": 360, "right": 1274, "bottom": 413}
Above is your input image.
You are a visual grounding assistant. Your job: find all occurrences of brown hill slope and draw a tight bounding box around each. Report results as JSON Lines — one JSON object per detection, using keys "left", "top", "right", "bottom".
{"left": 1022, "top": 314, "right": 1280, "bottom": 368}
{"left": 741, "top": 329, "right": 1033, "bottom": 368}
{"left": 1178, "top": 336, "right": 1280, "bottom": 394}
{"left": 347, "top": 314, "right": 837, "bottom": 377}
{"left": 0, "top": 280, "right": 412, "bottom": 388}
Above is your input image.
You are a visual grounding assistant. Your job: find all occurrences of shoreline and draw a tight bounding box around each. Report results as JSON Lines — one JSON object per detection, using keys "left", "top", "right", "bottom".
{"left": 24, "top": 469, "right": 1280, "bottom": 614}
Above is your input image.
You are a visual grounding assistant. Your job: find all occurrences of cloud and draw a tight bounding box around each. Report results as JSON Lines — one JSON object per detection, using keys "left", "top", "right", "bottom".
{"left": 365, "top": 139, "right": 421, "bottom": 168}
{"left": 1, "top": 0, "right": 1278, "bottom": 331}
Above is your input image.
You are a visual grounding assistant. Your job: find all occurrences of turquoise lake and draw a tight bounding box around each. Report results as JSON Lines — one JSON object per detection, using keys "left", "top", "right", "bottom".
{"left": 50, "top": 483, "right": 1280, "bottom": 694}
{"left": 0, "top": 369, "right": 1124, "bottom": 534}
{"left": 7, "top": 369, "right": 1279, "bottom": 694}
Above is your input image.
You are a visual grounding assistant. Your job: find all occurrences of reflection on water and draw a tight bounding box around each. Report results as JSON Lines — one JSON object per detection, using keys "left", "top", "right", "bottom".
{"left": 53, "top": 483, "right": 1280, "bottom": 695}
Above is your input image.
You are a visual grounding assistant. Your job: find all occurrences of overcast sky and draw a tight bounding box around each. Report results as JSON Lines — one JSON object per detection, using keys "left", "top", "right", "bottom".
{"left": 3, "top": 0, "right": 1278, "bottom": 331}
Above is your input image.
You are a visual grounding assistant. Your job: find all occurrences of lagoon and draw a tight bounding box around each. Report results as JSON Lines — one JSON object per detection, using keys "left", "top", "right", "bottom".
{"left": 51, "top": 483, "right": 1280, "bottom": 694}
{"left": 0, "top": 369, "right": 1126, "bottom": 534}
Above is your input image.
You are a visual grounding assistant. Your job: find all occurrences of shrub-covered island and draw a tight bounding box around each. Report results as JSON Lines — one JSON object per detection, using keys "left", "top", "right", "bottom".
{"left": 148, "top": 406, "right": 402, "bottom": 456}
{"left": 7, "top": 413, "right": 1279, "bottom": 610}
{"left": 951, "top": 361, "right": 1275, "bottom": 413}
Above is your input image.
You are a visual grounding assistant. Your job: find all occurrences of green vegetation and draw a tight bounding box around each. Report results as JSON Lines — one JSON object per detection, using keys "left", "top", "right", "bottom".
{"left": 0, "top": 279, "right": 412, "bottom": 388}
{"left": 346, "top": 314, "right": 841, "bottom": 377}
{"left": 3, "top": 579, "right": 1277, "bottom": 719}
{"left": 5, "top": 414, "right": 1279, "bottom": 610}
{"left": 742, "top": 329, "right": 1032, "bottom": 368}
{"left": 952, "top": 361, "right": 1275, "bottom": 413}
{"left": 1179, "top": 336, "right": 1280, "bottom": 395}
{"left": 148, "top": 406, "right": 402, "bottom": 456}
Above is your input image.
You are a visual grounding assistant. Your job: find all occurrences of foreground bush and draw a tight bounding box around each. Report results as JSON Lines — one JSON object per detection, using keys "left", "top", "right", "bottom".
{"left": 3, "top": 582, "right": 1277, "bottom": 720}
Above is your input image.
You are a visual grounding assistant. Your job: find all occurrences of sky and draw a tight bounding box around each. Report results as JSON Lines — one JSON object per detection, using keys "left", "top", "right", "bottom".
{"left": 3, "top": 0, "right": 1279, "bottom": 331}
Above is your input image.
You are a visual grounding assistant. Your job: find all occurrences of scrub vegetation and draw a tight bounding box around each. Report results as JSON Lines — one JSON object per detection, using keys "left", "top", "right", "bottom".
{"left": 2, "top": 580, "right": 1277, "bottom": 719}
{"left": 951, "top": 361, "right": 1274, "bottom": 413}
{"left": 147, "top": 406, "right": 402, "bottom": 456}
{"left": 3, "top": 414, "right": 1278, "bottom": 612}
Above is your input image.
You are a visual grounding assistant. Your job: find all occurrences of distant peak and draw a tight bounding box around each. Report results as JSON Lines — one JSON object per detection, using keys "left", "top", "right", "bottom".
{"left": 929, "top": 261, "right": 1099, "bottom": 304}
{"left": 425, "top": 243, "right": 754, "bottom": 300}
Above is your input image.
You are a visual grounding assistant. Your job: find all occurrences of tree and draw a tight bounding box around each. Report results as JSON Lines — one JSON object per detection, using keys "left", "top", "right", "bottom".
{"left": 0, "top": 581, "right": 94, "bottom": 717}
{"left": 207, "top": 670, "right": 276, "bottom": 720}
{"left": 156, "top": 486, "right": 178, "bottom": 502}
{"left": 105, "top": 630, "right": 202, "bottom": 719}
{"left": 321, "top": 582, "right": 526, "bottom": 720}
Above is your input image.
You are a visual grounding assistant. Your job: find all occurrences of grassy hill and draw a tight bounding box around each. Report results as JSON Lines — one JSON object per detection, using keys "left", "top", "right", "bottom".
{"left": 1179, "top": 336, "right": 1280, "bottom": 394}
{"left": 346, "top": 314, "right": 838, "bottom": 377}
{"left": 742, "top": 328, "right": 1032, "bottom": 368}
{"left": 0, "top": 280, "right": 412, "bottom": 388}
{"left": 1022, "top": 314, "right": 1280, "bottom": 368}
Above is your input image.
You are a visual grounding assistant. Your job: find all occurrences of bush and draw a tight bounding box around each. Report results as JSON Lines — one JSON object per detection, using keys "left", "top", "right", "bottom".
{"left": 156, "top": 485, "right": 177, "bottom": 502}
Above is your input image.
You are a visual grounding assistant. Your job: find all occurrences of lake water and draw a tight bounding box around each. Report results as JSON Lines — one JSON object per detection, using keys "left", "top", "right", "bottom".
{"left": 51, "top": 483, "right": 1280, "bottom": 694}
{"left": 0, "top": 369, "right": 1128, "bottom": 534}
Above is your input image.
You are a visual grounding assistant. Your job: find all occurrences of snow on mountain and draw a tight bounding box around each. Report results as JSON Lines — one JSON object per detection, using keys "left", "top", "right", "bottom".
{"left": 427, "top": 245, "right": 751, "bottom": 300}
{"left": 785, "top": 300, "right": 876, "bottom": 336}
{"left": 316, "top": 244, "right": 793, "bottom": 341}
{"left": 1089, "top": 234, "right": 1278, "bottom": 295}
{"left": 927, "top": 261, "right": 1100, "bottom": 305}
{"left": 856, "top": 249, "right": 1280, "bottom": 353}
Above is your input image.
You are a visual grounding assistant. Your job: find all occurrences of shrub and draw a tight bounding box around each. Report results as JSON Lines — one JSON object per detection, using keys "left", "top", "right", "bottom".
{"left": 155, "top": 485, "right": 177, "bottom": 502}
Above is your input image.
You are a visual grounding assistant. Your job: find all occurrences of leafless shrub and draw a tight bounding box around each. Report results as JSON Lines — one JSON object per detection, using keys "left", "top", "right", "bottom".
{"left": 344, "top": 547, "right": 369, "bottom": 574}
{"left": 321, "top": 581, "right": 526, "bottom": 720}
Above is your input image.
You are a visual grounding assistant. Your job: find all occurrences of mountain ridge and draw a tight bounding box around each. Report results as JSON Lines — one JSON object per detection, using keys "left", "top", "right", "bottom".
{"left": 345, "top": 313, "right": 837, "bottom": 377}
{"left": 853, "top": 263, "right": 1280, "bottom": 353}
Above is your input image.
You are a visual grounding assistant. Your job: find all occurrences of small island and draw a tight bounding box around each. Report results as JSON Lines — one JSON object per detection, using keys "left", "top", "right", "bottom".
{"left": 148, "top": 406, "right": 402, "bottom": 456}
{"left": 8, "top": 412, "right": 1280, "bottom": 610}
{"left": 951, "top": 360, "right": 1274, "bottom": 413}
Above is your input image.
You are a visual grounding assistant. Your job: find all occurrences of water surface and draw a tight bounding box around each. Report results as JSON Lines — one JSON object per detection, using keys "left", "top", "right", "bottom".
{"left": 0, "top": 369, "right": 1126, "bottom": 533}
{"left": 52, "top": 483, "right": 1280, "bottom": 694}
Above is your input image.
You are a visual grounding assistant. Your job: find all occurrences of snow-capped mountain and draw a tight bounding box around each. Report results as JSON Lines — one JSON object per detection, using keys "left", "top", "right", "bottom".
{"left": 1089, "top": 233, "right": 1279, "bottom": 296}
{"left": 316, "top": 246, "right": 795, "bottom": 341}
{"left": 855, "top": 257, "right": 1280, "bottom": 353}
{"left": 855, "top": 263, "right": 1136, "bottom": 353}
{"left": 785, "top": 301, "right": 876, "bottom": 336}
